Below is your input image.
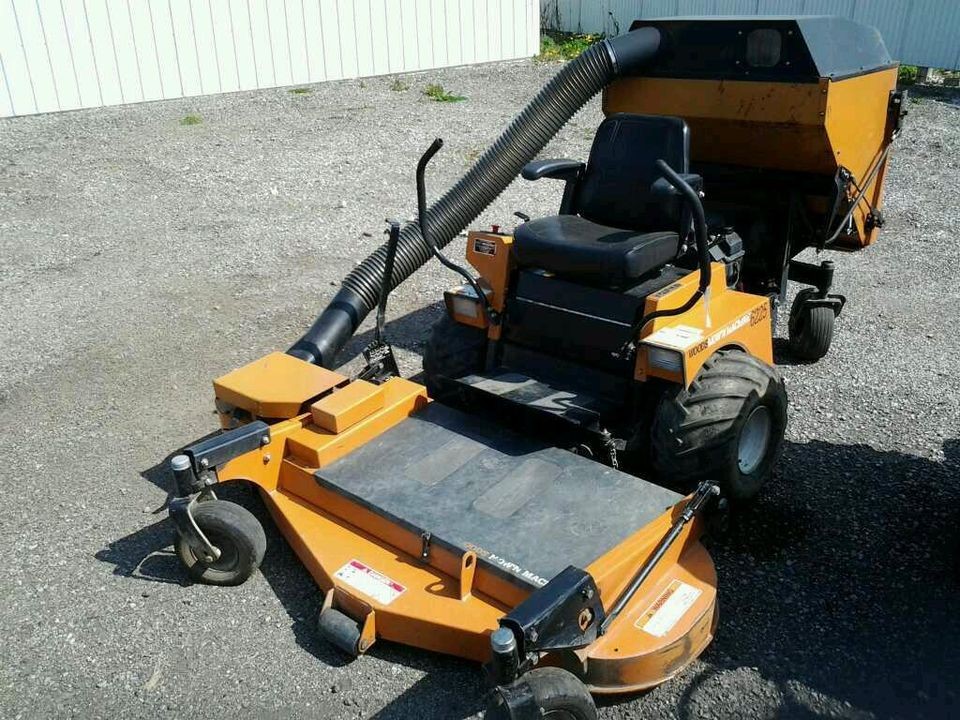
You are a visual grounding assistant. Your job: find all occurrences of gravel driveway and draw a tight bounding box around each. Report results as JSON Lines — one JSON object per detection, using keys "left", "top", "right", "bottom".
{"left": 1, "top": 60, "right": 958, "bottom": 719}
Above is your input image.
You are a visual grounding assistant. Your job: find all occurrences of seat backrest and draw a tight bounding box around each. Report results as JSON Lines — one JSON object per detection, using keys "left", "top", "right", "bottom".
{"left": 575, "top": 113, "right": 690, "bottom": 232}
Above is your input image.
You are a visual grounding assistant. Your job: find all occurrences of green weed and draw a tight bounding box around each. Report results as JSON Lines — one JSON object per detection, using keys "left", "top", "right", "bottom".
{"left": 538, "top": 32, "right": 603, "bottom": 62}
{"left": 423, "top": 83, "right": 466, "bottom": 103}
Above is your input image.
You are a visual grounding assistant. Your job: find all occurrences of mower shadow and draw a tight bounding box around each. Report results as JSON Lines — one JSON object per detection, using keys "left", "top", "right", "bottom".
{"left": 365, "top": 645, "right": 487, "bottom": 719}
{"left": 664, "top": 438, "right": 960, "bottom": 720}
{"left": 95, "top": 516, "right": 186, "bottom": 585}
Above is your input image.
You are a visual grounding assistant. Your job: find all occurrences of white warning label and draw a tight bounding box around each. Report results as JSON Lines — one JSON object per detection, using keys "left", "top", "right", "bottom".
{"left": 636, "top": 580, "right": 702, "bottom": 638}
{"left": 334, "top": 560, "right": 406, "bottom": 605}
{"left": 645, "top": 325, "right": 703, "bottom": 350}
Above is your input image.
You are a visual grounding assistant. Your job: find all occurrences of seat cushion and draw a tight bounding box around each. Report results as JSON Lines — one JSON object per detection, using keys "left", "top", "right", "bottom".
{"left": 513, "top": 215, "right": 680, "bottom": 286}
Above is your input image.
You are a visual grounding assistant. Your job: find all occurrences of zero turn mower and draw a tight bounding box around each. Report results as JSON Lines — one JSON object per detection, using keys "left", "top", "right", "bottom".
{"left": 165, "top": 16, "right": 902, "bottom": 718}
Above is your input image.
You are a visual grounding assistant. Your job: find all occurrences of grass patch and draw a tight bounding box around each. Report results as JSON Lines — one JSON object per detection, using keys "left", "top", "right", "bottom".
{"left": 289, "top": 87, "right": 312, "bottom": 95}
{"left": 423, "top": 83, "right": 466, "bottom": 103}
{"left": 538, "top": 32, "right": 603, "bottom": 62}
{"left": 179, "top": 113, "right": 202, "bottom": 126}
{"left": 390, "top": 77, "right": 410, "bottom": 92}
{"left": 898, "top": 65, "right": 919, "bottom": 85}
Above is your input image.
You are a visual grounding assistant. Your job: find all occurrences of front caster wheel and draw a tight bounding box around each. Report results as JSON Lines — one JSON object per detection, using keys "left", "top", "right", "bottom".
{"left": 788, "top": 288, "right": 836, "bottom": 361}
{"left": 175, "top": 499, "right": 266, "bottom": 586}
{"left": 485, "top": 667, "right": 597, "bottom": 720}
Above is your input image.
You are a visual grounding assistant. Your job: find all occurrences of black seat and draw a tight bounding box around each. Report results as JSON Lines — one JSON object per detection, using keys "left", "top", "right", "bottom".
{"left": 512, "top": 217, "right": 680, "bottom": 286}
{"left": 515, "top": 113, "right": 696, "bottom": 286}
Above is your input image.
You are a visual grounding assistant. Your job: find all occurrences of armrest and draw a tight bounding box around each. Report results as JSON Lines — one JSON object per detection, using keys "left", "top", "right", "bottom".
{"left": 521, "top": 159, "right": 585, "bottom": 182}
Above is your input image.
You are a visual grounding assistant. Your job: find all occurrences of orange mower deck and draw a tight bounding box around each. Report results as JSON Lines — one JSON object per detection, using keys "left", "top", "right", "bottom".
{"left": 204, "top": 357, "right": 718, "bottom": 693}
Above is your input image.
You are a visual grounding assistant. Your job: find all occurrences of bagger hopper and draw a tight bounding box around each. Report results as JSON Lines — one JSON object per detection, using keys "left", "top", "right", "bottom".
{"left": 165, "top": 17, "right": 902, "bottom": 718}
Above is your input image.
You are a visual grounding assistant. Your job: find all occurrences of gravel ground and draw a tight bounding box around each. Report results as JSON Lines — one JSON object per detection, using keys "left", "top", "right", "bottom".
{"left": 1, "top": 61, "right": 958, "bottom": 720}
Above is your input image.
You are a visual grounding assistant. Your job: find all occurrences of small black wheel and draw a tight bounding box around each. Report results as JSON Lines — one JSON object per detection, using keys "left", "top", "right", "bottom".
{"left": 788, "top": 288, "right": 835, "bottom": 361}
{"left": 651, "top": 349, "right": 787, "bottom": 502}
{"left": 175, "top": 499, "right": 266, "bottom": 586}
{"left": 422, "top": 313, "right": 487, "bottom": 399}
{"left": 485, "top": 668, "right": 597, "bottom": 720}
{"left": 317, "top": 606, "right": 362, "bottom": 656}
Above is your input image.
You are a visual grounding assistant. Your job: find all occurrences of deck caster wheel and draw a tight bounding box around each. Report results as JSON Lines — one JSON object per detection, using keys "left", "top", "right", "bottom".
{"left": 788, "top": 288, "right": 837, "bottom": 361}
{"left": 485, "top": 667, "right": 597, "bottom": 720}
{"left": 317, "top": 606, "right": 362, "bottom": 657}
{"left": 651, "top": 349, "right": 787, "bottom": 502}
{"left": 174, "top": 499, "right": 266, "bottom": 586}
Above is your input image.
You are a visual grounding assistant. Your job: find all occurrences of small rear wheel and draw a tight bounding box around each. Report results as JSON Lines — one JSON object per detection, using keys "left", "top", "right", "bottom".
{"left": 485, "top": 667, "right": 597, "bottom": 720}
{"left": 175, "top": 499, "right": 266, "bottom": 586}
{"left": 651, "top": 349, "right": 787, "bottom": 502}
{"left": 788, "top": 288, "right": 835, "bottom": 361}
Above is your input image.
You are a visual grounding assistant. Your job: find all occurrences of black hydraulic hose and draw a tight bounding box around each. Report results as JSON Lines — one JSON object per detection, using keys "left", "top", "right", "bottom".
{"left": 288, "top": 28, "right": 662, "bottom": 367}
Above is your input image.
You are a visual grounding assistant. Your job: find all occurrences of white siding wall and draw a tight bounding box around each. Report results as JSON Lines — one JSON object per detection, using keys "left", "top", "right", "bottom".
{"left": 0, "top": 0, "right": 540, "bottom": 118}
{"left": 541, "top": 0, "right": 960, "bottom": 71}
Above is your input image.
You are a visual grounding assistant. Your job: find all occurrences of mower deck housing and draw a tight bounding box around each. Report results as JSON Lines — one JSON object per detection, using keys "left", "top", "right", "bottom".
{"left": 210, "top": 355, "right": 717, "bottom": 692}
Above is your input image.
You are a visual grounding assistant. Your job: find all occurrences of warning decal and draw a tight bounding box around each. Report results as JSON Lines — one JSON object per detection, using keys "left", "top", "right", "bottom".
{"left": 636, "top": 580, "right": 702, "bottom": 638}
{"left": 645, "top": 324, "right": 703, "bottom": 350}
{"left": 473, "top": 238, "right": 497, "bottom": 256}
{"left": 334, "top": 560, "right": 406, "bottom": 606}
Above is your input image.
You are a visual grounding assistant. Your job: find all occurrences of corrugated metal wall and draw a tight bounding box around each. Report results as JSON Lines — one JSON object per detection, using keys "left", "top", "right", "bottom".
{"left": 542, "top": 0, "right": 960, "bottom": 71}
{"left": 0, "top": 0, "right": 540, "bottom": 118}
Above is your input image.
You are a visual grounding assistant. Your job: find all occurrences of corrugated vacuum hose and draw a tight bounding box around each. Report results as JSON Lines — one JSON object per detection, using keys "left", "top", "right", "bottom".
{"left": 288, "top": 28, "right": 662, "bottom": 368}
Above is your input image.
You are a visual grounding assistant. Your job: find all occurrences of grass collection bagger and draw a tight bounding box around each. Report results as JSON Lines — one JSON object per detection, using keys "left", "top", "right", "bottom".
{"left": 165, "top": 16, "right": 902, "bottom": 718}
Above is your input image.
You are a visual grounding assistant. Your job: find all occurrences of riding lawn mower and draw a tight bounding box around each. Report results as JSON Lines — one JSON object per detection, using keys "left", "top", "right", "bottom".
{"left": 164, "top": 16, "right": 903, "bottom": 718}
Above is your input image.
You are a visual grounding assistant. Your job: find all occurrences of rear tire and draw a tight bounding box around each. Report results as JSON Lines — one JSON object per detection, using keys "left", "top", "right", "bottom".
{"left": 422, "top": 314, "right": 487, "bottom": 399}
{"left": 485, "top": 668, "right": 596, "bottom": 720}
{"left": 788, "top": 288, "right": 835, "bottom": 361}
{"left": 175, "top": 500, "right": 266, "bottom": 586}
{"left": 651, "top": 349, "right": 787, "bottom": 502}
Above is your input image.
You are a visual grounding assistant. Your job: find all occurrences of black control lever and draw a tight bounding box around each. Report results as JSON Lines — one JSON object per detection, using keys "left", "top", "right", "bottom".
{"left": 416, "top": 139, "right": 497, "bottom": 324}
{"left": 356, "top": 219, "right": 401, "bottom": 383}
{"left": 375, "top": 220, "right": 401, "bottom": 344}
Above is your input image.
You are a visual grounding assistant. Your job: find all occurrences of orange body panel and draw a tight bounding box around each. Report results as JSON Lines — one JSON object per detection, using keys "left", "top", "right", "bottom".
{"left": 635, "top": 263, "right": 773, "bottom": 387}
{"left": 214, "top": 351, "right": 347, "bottom": 418}
{"left": 579, "top": 540, "right": 716, "bottom": 692}
{"left": 310, "top": 379, "right": 384, "bottom": 433}
{"left": 603, "top": 68, "right": 897, "bottom": 248}
{"left": 465, "top": 231, "right": 514, "bottom": 312}
{"left": 823, "top": 68, "right": 898, "bottom": 246}
{"left": 260, "top": 487, "right": 507, "bottom": 661}
{"left": 605, "top": 77, "right": 834, "bottom": 174}
{"left": 286, "top": 378, "right": 428, "bottom": 467}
